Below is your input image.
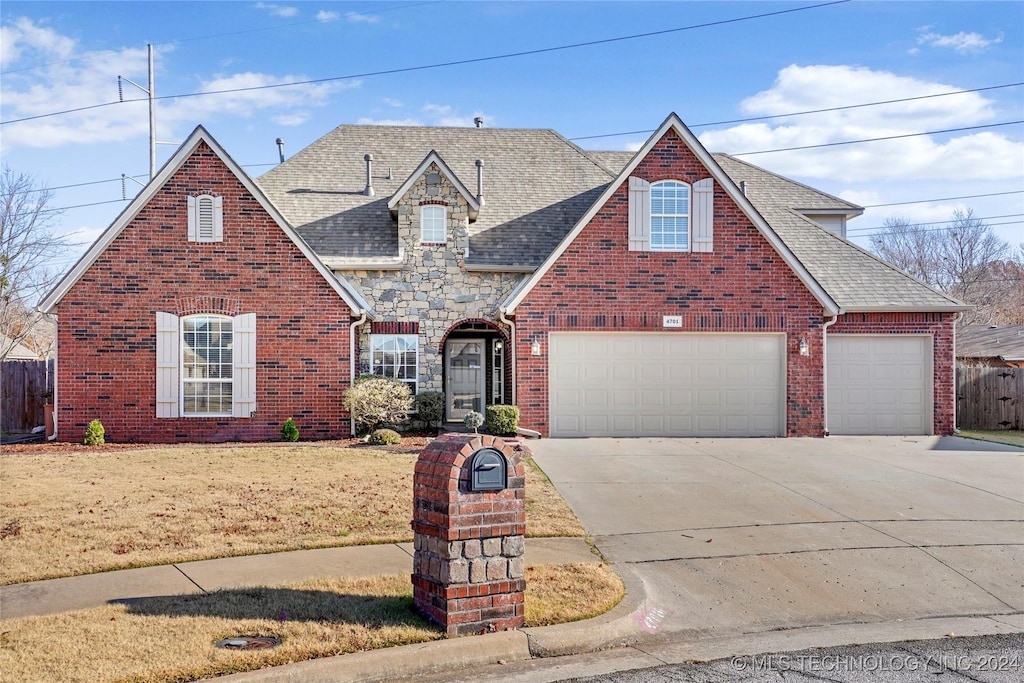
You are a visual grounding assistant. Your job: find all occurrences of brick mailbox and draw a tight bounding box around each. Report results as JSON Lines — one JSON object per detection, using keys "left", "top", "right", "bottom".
{"left": 412, "top": 434, "right": 526, "bottom": 637}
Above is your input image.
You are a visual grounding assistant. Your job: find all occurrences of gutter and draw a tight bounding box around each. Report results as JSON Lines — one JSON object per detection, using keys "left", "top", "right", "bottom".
{"left": 349, "top": 310, "right": 368, "bottom": 436}
{"left": 821, "top": 314, "right": 838, "bottom": 436}
{"left": 498, "top": 307, "right": 516, "bottom": 406}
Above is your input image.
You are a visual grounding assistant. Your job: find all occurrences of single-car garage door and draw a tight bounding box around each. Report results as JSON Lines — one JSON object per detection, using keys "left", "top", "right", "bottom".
{"left": 549, "top": 333, "right": 784, "bottom": 438}
{"left": 827, "top": 335, "right": 932, "bottom": 435}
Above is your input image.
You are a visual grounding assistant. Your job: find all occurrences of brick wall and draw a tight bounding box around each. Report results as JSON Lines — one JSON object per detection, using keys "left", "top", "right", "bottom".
{"left": 515, "top": 129, "right": 826, "bottom": 437}
{"left": 830, "top": 312, "right": 957, "bottom": 435}
{"left": 54, "top": 142, "right": 355, "bottom": 443}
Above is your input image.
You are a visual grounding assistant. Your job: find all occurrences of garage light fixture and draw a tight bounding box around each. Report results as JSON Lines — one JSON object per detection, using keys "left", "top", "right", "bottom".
{"left": 531, "top": 340, "right": 542, "bottom": 356}
{"left": 799, "top": 338, "right": 809, "bottom": 356}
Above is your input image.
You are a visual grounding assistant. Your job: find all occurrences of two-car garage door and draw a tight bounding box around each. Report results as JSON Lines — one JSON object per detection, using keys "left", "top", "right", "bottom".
{"left": 549, "top": 333, "right": 785, "bottom": 438}
{"left": 548, "top": 332, "right": 933, "bottom": 438}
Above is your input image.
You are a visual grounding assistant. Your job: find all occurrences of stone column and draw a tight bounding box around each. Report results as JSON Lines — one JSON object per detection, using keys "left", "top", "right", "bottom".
{"left": 412, "top": 434, "right": 526, "bottom": 637}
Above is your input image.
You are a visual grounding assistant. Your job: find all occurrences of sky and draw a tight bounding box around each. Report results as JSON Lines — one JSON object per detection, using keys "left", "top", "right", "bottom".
{"left": 2, "top": 0, "right": 1022, "bottom": 278}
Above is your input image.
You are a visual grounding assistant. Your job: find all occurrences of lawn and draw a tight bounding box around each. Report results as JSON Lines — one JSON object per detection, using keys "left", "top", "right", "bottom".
{"left": 958, "top": 429, "right": 1024, "bottom": 449}
{"left": 0, "top": 442, "right": 587, "bottom": 585}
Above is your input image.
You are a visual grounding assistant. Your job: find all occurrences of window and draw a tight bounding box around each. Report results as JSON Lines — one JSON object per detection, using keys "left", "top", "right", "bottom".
{"left": 650, "top": 180, "right": 689, "bottom": 251}
{"left": 420, "top": 205, "right": 446, "bottom": 243}
{"left": 182, "top": 315, "right": 233, "bottom": 415}
{"left": 187, "top": 194, "right": 223, "bottom": 242}
{"left": 155, "top": 312, "right": 256, "bottom": 419}
{"left": 371, "top": 334, "right": 418, "bottom": 393}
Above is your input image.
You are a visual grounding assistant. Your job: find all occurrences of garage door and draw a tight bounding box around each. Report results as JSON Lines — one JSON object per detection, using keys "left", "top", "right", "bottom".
{"left": 827, "top": 335, "right": 932, "bottom": 435}
{"left": 549, "top": 333, "right": 784, "bottom": 437}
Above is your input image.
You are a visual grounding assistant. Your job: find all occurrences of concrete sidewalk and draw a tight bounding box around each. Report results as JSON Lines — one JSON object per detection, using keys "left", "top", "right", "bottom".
{"left": 0, "top": 537, "right": 597, "bottom": 620}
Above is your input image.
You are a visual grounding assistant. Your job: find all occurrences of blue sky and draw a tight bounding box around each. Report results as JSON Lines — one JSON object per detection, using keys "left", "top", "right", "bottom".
{"left": 2, "top": 1, "right": 1022, "bottom": 275}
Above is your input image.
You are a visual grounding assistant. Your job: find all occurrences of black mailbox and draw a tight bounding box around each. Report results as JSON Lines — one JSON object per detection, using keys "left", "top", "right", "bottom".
{"left": 469, "top": 447, "right": 507, "bottom": 492}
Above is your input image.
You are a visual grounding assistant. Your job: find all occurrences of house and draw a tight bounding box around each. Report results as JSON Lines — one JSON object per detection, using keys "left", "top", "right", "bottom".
{"left": 38, "top": 114, "right": 968, "bottom": 442}
{"left": 957, "top": 325, "right": 1024, "bottom": 368}
{"left": 1, "top": 334, "right": 42, "bottom": 361}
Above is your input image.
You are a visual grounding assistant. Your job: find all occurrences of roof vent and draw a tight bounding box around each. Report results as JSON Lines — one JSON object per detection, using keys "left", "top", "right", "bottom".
{"left": 474, "top": 117, "right": 484, "bottom": 128}
{"left": 276, "top": 138, "right": 285, "bottom": 163}
{"left": 364, "top": 154, "right": 375, "bottom": 197}
{"left": 475, "top": 159, "right": 485, "bottom": 207}
{"left": 739, "top": 181, "right": 747, "bottom": 196}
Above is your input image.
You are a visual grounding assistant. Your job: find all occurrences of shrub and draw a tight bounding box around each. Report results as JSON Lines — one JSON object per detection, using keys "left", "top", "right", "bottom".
{"left": 83, "top": 419, "right": 105, "bottom": 446}
{"left": 463, "top": 410, "right": 484, "bottom": 433}
{"left": 413, "top": 391, "right": 445, "bottom": 428}
{"left": 486, "top": 405, "right": 520, "bottom": 436}
{"left": 344, "top": 376, "right": 413, "bottom": 434}
{"left": 368, "top": 428, "right": 402, "bottom": 446}
{"left": 280, "top": 417, "right": 299, "bottom": 442}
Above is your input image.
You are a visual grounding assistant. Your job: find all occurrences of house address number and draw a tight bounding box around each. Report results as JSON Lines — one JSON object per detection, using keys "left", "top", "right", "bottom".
{"left": 662, "top": 315, "right": 682, "bottom": 328}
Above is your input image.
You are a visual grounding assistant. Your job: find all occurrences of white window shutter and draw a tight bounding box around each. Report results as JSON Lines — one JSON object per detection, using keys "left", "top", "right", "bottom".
{"left": 155, "top": 312, "right": 180, "bottom": 418}
{"left": 187, "top": 196, "right": 197, "bottom": 242}
{"left": 212, "top": 196, "right": 224, "bottom": 241}
{"left": 628, "top": 177, "right": 651, "bottom": 252}
{"left": 692, "top": 178, "right": 714, "bottom": 253}
{"left": 232, "top": 313, "right": 257, "bottom": 418}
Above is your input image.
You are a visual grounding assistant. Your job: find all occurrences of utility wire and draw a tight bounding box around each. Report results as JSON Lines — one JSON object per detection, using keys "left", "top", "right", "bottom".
{"left": 847, "top": 214, "right": 1024, "bottom": 234}
{"left": 1, "top": 0, "right": 850, "bottom": 126}
{"left": 569, "top": 82, "right": 1024, "bottom": 140}
{"left": 862, "top": 191, "right": 1024, "bottom": 208}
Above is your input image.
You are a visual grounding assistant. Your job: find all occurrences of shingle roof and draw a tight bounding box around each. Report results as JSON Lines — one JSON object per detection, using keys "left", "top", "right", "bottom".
{"left": 957, "top": 325, "right": 1024, "bottom": 360}
{"left": 257, "top": 125, "right": 616, "bottom": 268}
{"left": 256, "top": 123, "right": 966, "bottom": 312}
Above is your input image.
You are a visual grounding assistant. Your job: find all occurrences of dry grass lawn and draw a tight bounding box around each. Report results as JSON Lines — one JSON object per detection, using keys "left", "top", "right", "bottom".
{"left": 0, "top": 564, "right": 624, "bottom": 683}
{"left": 958, "top": 429, "right": 1024, "bottom": 449}
{"left": 0, "top": 444, "right": 585, "bottom": 585}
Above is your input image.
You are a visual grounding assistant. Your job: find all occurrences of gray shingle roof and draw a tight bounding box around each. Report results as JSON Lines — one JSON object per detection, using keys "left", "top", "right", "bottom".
{"left": 257, "top": 125, "right": 615, "bottom": 268}
{"left": 957, "top": 325, "right": 1024, "bottom": 360}
{"left": 256, "top": 123, "right": 965, "bottom": 312}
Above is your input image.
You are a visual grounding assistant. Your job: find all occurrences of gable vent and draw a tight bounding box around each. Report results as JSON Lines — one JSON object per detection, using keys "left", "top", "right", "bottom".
{"left": 197, "top": 196, "right": 215, "bottom": 240}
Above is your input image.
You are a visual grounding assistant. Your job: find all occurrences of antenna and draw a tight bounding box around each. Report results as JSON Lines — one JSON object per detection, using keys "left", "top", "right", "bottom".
{"left": 117, "top": 44, "right": 156, "bottom": 180}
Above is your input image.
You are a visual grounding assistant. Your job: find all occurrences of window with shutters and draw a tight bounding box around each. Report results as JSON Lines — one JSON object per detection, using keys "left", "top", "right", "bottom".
{"left": 182, "top": 315, "right": 233, "bottom": 415}
{"left": 187, "top": 194, "right": 224, "bottom": 243}
{"left": 420, "top": 205, "right": 446, "bottom": 243}
{"left": 650, "top": 180, "right": 689, "bottom": 251}
{"left": 371, "top": 334, "right": 418, "bottom": 394}
{"left": 156, "top": 312, "right": 256, "bottom": 419}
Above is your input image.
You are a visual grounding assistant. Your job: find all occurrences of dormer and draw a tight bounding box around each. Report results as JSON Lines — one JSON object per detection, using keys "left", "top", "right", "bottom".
{"left": 387, "top": 151, "right": 480, "bottom": 223}
{"left": 796, "top": 208, "right": 864, "bottom": 239}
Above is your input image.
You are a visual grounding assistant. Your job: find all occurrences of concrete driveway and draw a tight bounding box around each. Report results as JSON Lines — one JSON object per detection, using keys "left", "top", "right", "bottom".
{"left": 529, "top": 436, "right": 1024, "bottom": 639}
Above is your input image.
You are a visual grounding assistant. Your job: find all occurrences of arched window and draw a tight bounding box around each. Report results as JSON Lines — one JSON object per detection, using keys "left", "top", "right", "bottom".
{"left": 650, "top": 180, "right": 690, "bottom": 251}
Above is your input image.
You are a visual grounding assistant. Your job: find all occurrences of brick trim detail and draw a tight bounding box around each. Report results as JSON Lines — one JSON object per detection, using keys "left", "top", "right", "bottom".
{"left": 370, "top": 321, "right": 420, "bottom": 334}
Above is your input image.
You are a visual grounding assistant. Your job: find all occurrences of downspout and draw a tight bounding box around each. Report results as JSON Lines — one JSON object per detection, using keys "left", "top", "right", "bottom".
{"left": 821, "top": 314, "right": 838, "bottom": 437}
{"left": 46, "top": 312, "right": 58, "bottom": 441}
{"left": 952, "top": 311, "right": 964, "bottom": 433}
{"left": 349, "top": 310, "right": 368, "bottom": 436}
{"left": 498, "top": 307, "right": 516, "bottom": 406}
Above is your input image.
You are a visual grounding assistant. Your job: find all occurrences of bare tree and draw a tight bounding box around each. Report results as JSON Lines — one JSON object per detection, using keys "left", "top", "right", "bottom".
{"left": 871, "top": 209, "right": 1018, "bottom": 325}
{"left": 0, "top": 167, "right": 69, "bottom": 358}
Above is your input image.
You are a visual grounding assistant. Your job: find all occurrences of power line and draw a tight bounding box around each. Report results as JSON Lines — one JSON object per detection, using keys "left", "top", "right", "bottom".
{"left": 849, "top": 219, "right": 1024, "bottom": 238}
{"left": 847, "top": 214, "right": 1024, "bottom": 234}
{"left": 862, "top": 191, "right": 1024, "bottom": 208}
{"left": 1, "top": 0, "right": 850, "bottom": 126}
{"left": 732, "top": 121, "right": 1024, "bottom": 156}
{"left": 568, "top": 82, "right": 1024, "bottom": 140}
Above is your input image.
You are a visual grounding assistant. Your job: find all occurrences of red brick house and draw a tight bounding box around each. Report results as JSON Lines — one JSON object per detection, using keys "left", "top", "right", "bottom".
{"left": 39, "top": 114, "right": 967, "bottom": 442}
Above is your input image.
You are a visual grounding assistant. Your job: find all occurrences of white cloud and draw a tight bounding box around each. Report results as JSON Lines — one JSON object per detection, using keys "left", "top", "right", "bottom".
{"left": 0, "top": 19, "right": 361, "bottom": 152}
{"left": 316, "top": 10, "right": 340, "bottom": 22}
{"left": 272, "top": 112, "right": 309, "bottom": 127}
{"left": 1, "top": 17, "right": 76, "bottom": 68}
{"left": 345, "top": 12, "right": 379, "bottom": 24}
{"left": 359, "top": 105, "right": 493, "bottom": 128}
{"left": 697, "top": 64, "right": 1021, "bottom": 183}
{"left": 355, "top": 116, "right": 423, "bottom": 126}
{"left": 422, "top": 103, "right": 452, "bottom": 116}
{"left": 382, "top": 97, "right": 403, "bottom": 108}
{"left": 254, "top": 2, "right": 298, "bottom": 18}
{"left": 916, "top": 30, "right": 1002, "bottom": 53}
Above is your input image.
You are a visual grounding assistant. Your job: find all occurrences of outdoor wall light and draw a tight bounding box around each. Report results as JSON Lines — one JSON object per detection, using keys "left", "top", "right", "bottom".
{"left": 531, "top": 340, "right": 542, "bottom": 356}
{"left": 798, "top": 338, "right": 809, "bottom": 356}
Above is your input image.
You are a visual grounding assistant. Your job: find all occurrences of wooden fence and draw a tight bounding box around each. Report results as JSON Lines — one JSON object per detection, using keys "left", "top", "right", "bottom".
{"left": 1, "top": 359, "right": 54, "bottom": 435}
{"left": 956, "top": 364, "right": 1023, "bottom": 430}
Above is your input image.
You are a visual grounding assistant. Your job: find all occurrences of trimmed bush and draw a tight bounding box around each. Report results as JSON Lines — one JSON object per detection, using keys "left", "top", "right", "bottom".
{"left": 343, "top": 376, "right": 413, "bottom": 435}
{"left": 413, "top": 391, "right": 445, "bottom": 428}
{"left": 83, "top": 419, "right": 105, "bottom": 446}
{"left": 368, "top": 428, "right": 402, "bottom": 446}
{"left": 280, "top": 417, "right": 299, "bottom": 442}
{"left": 463, "top": 410, "right": 484, "bottom": 433}
{"left": 486, "top": 405, "right": 520, "bottom": 436}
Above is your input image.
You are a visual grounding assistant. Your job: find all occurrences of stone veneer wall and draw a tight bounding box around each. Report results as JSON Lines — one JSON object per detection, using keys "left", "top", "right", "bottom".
{"left": 339, "top": 162, "right": 523, "bottom": 391}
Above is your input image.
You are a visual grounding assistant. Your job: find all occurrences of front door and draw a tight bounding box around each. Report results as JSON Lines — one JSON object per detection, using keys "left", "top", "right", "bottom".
{"left": 446, "top": 339, "right": 485, "bottom": 422}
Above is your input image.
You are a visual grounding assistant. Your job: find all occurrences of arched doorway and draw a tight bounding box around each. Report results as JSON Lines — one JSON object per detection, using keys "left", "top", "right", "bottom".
{"left": 441, "top": 320, "right": 509, "bottom": 423}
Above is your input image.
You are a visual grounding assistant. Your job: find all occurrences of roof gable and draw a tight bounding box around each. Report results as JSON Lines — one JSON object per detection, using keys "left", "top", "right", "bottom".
{"left": 38, "top": 126, "right": 372, "bottom": 316}
{"left": 386, "top": 150, "right": 480, "bottom": 220}
{"left": 502, "top": 113, "right": 840, "bottom": 316}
